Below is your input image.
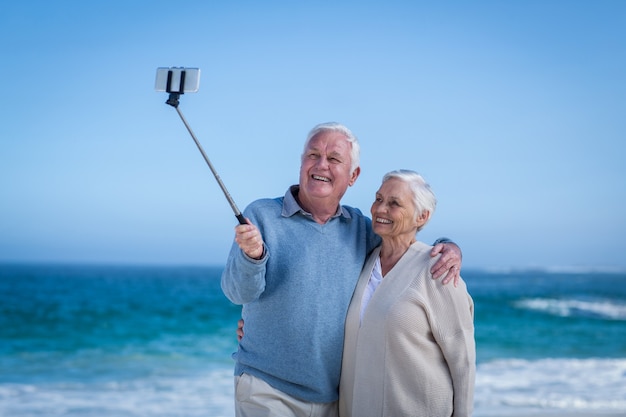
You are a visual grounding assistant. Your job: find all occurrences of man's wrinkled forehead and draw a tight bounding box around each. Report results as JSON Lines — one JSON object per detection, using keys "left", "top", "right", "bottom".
{"left": 306, "top": 131, "right": 351, "bottom": 152}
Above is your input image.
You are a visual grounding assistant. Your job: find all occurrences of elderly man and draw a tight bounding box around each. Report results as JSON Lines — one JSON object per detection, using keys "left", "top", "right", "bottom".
{"left": 221, "top": 122, "right": 462, "bottom": 417}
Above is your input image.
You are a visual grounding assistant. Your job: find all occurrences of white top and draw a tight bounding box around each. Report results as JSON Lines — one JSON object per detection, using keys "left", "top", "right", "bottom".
{"left": 360, "top": 256, "right": 383, "bottom": 322}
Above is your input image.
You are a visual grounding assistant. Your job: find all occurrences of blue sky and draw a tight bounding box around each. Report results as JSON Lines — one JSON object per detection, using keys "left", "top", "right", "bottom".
{"left": 1, "top": 1, "right": 624, "bottom": 270}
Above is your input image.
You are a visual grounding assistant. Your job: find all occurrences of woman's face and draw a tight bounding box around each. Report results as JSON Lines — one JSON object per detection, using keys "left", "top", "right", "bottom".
{"left": 371, "top": 178, "right": 425, "bottom": 240}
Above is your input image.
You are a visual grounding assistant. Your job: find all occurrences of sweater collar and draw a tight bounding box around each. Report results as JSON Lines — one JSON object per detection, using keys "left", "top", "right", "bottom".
{"left": 282, "top": 185, "right": 351, "bottom": 220}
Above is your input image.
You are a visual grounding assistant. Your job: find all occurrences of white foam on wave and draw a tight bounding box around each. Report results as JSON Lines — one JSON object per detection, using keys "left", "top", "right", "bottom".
{"left": 3, "top": 359, "right": 626, "bottom": 416}
{"left": 474, "top": 357, "right": 626, "bottom": 416}
{"left": 515, "top": 297, "right": 626, "bottom": 320}
{"left": 0, "top": 367, "right": 235, "bottom": 417}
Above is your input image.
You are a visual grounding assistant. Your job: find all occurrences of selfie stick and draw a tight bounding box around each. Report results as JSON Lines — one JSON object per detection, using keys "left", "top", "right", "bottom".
{"left": 160, "top": 68, "right": 246, "bottom": 225}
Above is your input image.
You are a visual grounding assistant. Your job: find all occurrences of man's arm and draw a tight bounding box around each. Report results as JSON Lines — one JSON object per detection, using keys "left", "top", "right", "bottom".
{"left": 220, "top": 219, "right": 268, "bottom": 304}
{"left": 430, "top": 238, "right": 462, "bottom": 287}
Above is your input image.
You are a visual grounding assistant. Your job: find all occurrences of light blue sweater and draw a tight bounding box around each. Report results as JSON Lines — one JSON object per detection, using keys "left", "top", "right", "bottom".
{"left": 221, "top": 186, "right": 380, "bottom": 403}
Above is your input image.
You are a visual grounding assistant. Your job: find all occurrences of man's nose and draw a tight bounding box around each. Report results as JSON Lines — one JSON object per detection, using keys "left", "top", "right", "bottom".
{"left": 315, "top": 156, "right": 330, "bottom": 169}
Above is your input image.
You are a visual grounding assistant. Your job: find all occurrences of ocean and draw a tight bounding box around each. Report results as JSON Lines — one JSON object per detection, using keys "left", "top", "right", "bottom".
{"left": 1, "top": 264, "right": 625, "bottom": 416}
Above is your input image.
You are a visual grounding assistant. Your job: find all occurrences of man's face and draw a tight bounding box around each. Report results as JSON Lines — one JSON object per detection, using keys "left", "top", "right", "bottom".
{"left": 299, "top": 130, "right": 359, "bottom": 206}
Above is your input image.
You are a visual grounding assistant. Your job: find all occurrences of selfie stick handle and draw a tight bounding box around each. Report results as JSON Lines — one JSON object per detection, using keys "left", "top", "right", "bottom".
{"left": 167, "top": 94, "right": 247, "bottom": 225}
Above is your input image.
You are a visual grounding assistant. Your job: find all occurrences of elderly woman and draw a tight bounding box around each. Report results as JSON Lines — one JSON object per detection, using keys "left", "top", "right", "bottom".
{"left": 339, "top": 170, "right": 475, "bottom": 417}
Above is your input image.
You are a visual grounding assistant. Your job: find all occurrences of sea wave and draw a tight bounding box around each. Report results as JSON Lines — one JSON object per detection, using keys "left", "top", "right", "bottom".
{"left": 514, "top": 297, "right": 626, "bottom": 320}
{"left": 474, "top": 357, "right": 626, "bottom": 416}
{"left": 0, "top": 367, "right": 235, "bottom": 417}
{"left": 2, "top": 358, "right": 625, "bottom": 416}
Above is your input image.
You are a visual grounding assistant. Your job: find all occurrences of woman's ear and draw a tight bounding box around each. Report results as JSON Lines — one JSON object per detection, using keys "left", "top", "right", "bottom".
{"left": 416, "top": 210, "right": 430, "bottom": 228}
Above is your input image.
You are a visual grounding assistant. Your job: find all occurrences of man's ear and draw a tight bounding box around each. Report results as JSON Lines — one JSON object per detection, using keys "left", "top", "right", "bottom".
{"left": 349, "top": 166, "right": 361, "bottom": 186}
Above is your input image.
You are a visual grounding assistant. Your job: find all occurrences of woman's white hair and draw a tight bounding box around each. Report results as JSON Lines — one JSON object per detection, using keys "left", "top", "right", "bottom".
{"left": 303, "top": 122, "right": 360, "bottom": 174}
{"left": 382, "top": 169, "right": 437, "bottom": 231}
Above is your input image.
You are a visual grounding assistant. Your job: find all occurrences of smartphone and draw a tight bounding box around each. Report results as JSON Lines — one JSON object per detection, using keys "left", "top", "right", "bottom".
{"left": 155, "top": 67, "right": 200, "bottom": 93}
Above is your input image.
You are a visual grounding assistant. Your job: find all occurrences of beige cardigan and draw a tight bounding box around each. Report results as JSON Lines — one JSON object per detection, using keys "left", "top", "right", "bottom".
{"left": 339, "top": 242, "right": 475, "bottom": 417}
